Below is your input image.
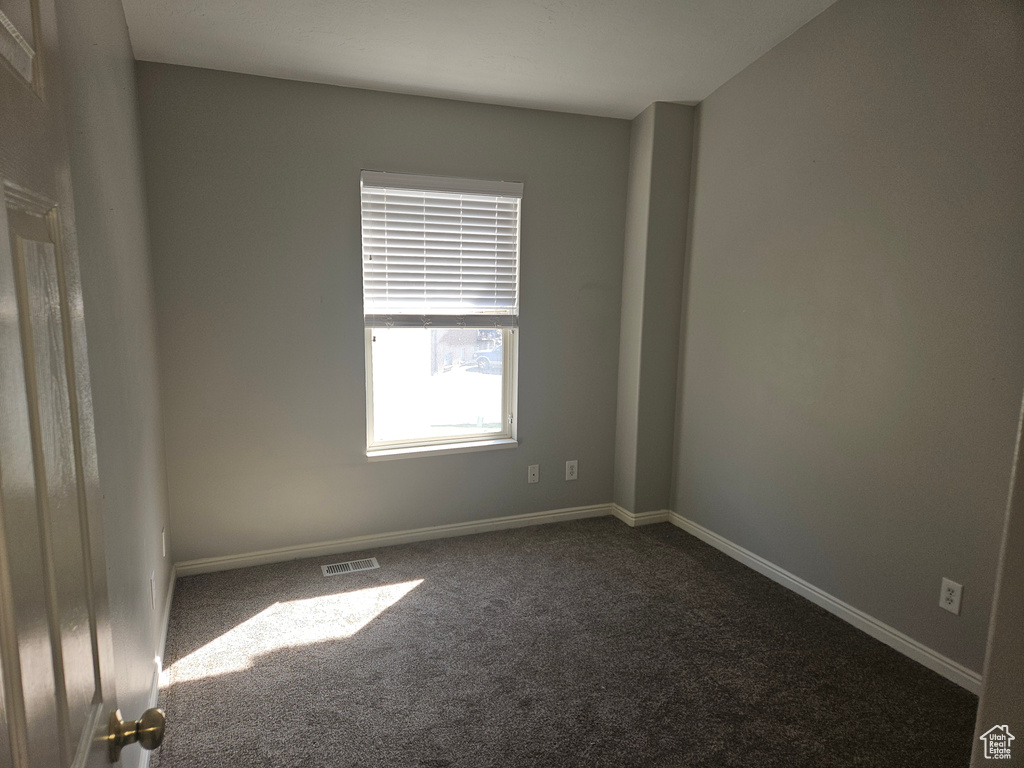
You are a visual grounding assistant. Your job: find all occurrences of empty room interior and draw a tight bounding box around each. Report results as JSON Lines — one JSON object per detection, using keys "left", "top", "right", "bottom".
{"left": 1, "top": 0, "right": 1022, "bottom": 766}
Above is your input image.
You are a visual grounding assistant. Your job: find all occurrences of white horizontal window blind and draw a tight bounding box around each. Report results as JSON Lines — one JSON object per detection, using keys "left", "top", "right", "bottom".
{"left": 361, "top": 171, "right": 523, "bottom": 328}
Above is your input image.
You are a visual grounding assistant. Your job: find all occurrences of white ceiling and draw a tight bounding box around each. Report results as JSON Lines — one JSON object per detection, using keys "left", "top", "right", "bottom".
{"left": 121, "top": 0, "right": 838, "bottom": 119}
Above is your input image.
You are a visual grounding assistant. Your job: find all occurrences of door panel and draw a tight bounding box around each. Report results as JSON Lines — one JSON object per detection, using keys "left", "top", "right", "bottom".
{"left": 7, "top": 198, "right": 103, "bottom": 765}
{"left": 0, "top": 0, "right": 122, "bottom": 759}
{"left": 0, "top": 191, "right": 62, "bottom": 768}
{"left": 0, "top": 0, "right": 36, "bottom": 86}
{"left": 0, "top": 665, "right": 8, "bottom": 766}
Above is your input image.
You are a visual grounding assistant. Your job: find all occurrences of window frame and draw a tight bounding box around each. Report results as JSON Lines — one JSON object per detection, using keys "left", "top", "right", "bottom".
{"left": 360, "top": 171, "right": 522, "bottom": 459}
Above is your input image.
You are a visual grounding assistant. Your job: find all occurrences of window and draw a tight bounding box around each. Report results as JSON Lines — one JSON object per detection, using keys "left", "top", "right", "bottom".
{"left": 360, "top": 171, "right": 522, "bottom": 457}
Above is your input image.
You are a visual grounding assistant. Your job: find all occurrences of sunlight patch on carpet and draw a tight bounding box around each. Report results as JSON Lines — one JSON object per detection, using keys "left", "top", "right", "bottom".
{"left": 162, "top": 579, "right": 423, "bottom": 685}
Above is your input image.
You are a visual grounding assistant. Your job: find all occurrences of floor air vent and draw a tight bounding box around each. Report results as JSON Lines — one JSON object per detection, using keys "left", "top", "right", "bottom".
{"left": 321, "top": 557, "right": 379, "bottom": 576}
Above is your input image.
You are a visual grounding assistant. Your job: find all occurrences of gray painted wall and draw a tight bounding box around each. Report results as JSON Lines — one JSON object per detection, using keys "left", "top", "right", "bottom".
{"left": 972, "top": 400, "right": 1024, "bottom": 764}
{"left": 613, "top": 106, "right": 654, "bottom": 513}
{"left": 53, "top": 0, "right": 172, "bottom": 755}
{"left": 136, "top": 63, "right": 629, "bottom": 564}
{"left": 635, "top": 104, "right": 693, "bottom": 514}
{"left": 614, "top": 103, "right": 694, "bottom": 514}
{"left": 674, "top": 0, "right": 1024, "bottom": 673}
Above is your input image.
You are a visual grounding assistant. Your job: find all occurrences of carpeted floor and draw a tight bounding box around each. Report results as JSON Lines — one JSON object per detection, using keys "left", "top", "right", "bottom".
{"left": 152, "top": 518, "right": 977, "bottom": 767}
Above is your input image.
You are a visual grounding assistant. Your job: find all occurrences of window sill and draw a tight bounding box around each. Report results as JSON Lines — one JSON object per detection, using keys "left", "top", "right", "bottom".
{"left": 366, "top": 438, "right": 518, "bottom": 462}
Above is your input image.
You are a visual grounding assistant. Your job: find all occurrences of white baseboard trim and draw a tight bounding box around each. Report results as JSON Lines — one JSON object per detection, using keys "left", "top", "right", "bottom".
{"left": 138, "top": 565, "right": 176, "bottom": 768}
{"left": 176, "top": 503, "right": 616, "bottom": 577}
{"left": 154, "top": 564, "right": 176, "bottom": 702}
{"left": 611, "top": 505, "right": 671, "bottom": 527}
{"left": 668, "top": 512, "right": 983, "bottom": 694}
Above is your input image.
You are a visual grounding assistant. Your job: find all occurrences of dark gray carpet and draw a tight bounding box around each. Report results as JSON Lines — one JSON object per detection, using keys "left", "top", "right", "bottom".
{"left": 153, "top": 518, "right": 977, "bottom": 767}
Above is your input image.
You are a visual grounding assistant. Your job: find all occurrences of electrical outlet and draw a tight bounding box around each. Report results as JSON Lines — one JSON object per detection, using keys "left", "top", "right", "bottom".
{"left": 528, "top": 464, "right": 539, "bottom": 484}
{"left": 150, "top": 571, "right": 157, "bottom": 610}
{"left": 566, "top": 460, "right": 578, "bottom": 481}
{"left": 161, "top": 528, "right": 166, "bottom": 558}
{"left": 940, "top": 577, "right": 963, "bottom": 615}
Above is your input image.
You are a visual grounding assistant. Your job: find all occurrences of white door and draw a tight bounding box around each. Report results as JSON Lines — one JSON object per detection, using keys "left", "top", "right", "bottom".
{"left": 0, "top": 0, "right": 147, "bottom": 765}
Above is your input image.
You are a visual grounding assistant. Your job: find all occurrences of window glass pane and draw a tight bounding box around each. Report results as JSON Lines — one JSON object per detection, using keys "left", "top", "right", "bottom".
{"left": 370, "top": 327, "right": 505, "bottom": 444}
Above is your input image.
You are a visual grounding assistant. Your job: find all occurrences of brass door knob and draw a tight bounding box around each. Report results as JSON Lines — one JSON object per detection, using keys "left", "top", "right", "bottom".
{"left": 108, "top": 708, "right": 165, "bottom": 762}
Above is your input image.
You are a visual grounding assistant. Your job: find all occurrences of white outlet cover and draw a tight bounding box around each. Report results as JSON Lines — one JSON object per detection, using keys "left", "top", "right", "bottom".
{"left": 528, "top": 464, "right": 539, "bottom": 484}
{"left": 940, "top": 577, "right": 963, "bottom": 615}
{"left": 566, "top": 460, "right": 578, "bottom": 480}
